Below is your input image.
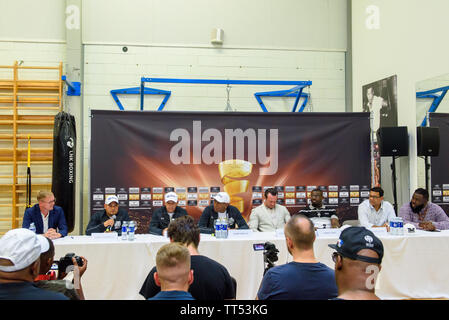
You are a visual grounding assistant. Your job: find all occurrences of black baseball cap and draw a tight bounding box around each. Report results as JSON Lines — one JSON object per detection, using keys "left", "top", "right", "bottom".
{"left": 328, "top": 226, "right": 384, "bottom": 264}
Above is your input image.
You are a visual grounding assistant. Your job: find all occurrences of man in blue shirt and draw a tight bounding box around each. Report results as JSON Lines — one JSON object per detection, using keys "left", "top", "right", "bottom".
{"left": 0, "top": 228, "right": 68, "bottom": 300}
{"left": 22, "top": 190, "right": 68, "bottom": 239}
{"left": 257, "top": 214, "right": 338, "bottom": 300}
{"left": 149, "top": 242, "right": 194, "bottom": 300}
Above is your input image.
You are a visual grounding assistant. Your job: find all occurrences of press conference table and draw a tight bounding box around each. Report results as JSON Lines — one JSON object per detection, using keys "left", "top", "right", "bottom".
{"left": 53, "top": 230, "right": 449, "bottom": 300}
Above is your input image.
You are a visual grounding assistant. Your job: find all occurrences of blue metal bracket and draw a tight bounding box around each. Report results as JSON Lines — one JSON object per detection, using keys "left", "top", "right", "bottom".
{"left": 416, "top": 85, "right": 449, "bottom": 126}
{"left": 254, "top": 85, "right": 309, "bottom": 112}
{"left": 140, "top": 77, "right": 312, "bottom": 112}
{"left": 110, "top": 87, "right": 171, "bottom": 111}
{"left": 61, "top": 75, "right": 81, "bottom": 96}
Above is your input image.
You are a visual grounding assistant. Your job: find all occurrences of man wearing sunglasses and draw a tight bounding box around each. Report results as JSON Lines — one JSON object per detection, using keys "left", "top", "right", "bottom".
{"left": 329, "top": 226, "right": 384, "bottom": 300}
{"left": 22, "top": 190, "right": 68, "bottom": 239}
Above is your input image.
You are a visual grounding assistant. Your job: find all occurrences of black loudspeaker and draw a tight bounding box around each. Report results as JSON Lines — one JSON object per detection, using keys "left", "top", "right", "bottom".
{"left": 417, "top": 126, "right": 440, "bottom": 156}
{"left": 376, "top": 126, "right": 409, "bottom": 156}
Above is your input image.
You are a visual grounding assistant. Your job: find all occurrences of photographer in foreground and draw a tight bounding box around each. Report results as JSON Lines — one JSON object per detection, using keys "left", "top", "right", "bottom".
{"left": 34, "top": 237, "right": 88, "bottom": 300}
{"left": 256, "top": 214, "right": 338, "bottom": 300}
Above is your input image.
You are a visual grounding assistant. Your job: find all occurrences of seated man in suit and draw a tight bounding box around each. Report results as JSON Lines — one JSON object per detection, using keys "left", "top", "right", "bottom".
{"left": 85, "top": 195, "right": 130, "bottom": 235}
{"left": 22, "top": 190, "right": 68, "bottom": 239}
{"left": 148, "top": 192, "right": 188, "bottom": 235}
{"left": 198, "top": 192, "right": 249, "bottom": 234}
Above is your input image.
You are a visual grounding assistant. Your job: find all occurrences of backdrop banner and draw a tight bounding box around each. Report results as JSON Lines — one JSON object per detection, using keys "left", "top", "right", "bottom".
{"left": 430, "top": 113, "right": 449, "bottom": 215}
{"left": 90, "top": 111, "right": 371, "bottom": 233}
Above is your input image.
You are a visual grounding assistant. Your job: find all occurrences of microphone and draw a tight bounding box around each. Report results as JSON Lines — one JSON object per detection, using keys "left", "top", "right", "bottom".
{"left": 228, "top": 217, "right": 235, "bottom": 226}
{"left": 106, "top": 215, "right": 116, "bottom": 232}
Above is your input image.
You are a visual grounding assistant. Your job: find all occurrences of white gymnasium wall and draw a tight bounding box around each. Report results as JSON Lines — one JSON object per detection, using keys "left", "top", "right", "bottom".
{"left": 1, "top": 0, "right": 349, "bottom": 234}
{"left": 352, "top": 0, "right": 449, "bottom": 206}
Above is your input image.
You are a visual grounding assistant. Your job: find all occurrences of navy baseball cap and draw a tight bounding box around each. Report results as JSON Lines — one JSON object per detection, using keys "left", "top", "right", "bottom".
{"left": 328, "top": 226, "right": 384, "bottom": 264}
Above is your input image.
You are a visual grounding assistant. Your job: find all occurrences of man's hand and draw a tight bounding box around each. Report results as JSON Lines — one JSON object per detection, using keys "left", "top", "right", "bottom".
{"left": 331, "top": 218, "right": 340, "bottom": 229}
{"left": 103, "top": 219, "right": 115, "bottom": 228}
{"left": 44, "top": 228, "right": 62, "bottom": 239}
{"left": 419, "top": 221, "right": 435, "bottom": 231}
{"left": 72, "top": 256, "right": 88, "bottom": 278}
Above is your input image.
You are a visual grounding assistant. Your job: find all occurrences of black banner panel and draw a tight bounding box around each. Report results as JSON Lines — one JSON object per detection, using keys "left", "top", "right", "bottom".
{"left": 91, "top": 111, "right": 371, "bottom": 233}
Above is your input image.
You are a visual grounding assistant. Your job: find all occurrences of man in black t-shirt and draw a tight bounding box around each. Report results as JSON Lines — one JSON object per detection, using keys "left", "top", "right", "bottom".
{"left": 140, "top": 216, "right": 235, "bottom": 300}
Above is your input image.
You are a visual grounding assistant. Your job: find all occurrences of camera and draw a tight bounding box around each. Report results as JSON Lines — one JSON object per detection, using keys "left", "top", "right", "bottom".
{"left": 254, "top": 242, "right": 279, "bottom": 275}
{"left": 263, "top": 242, "right": 279, "bottom": 267}
{"left": 57, "top": 253, "right": 83, "bottom": 273}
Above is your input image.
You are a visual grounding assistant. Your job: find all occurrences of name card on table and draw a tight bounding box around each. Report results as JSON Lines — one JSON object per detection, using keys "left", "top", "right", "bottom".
{"left": 315, "top": 228, "right": 341, "bottom": 237}
{"left": 228, "top": 229, "right": 253, "bottom": 238}
{"left": 367, "top": 227, "right": 388, "bottom": 236}
{"left": 91, "top": 232, "right": 118, "bottom": 240}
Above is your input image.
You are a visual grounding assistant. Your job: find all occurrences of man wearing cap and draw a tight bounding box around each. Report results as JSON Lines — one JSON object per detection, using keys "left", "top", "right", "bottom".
{"left": 248, "top": 188, "right": 291, "bottom": 232}
{"left": 85, "top": 195, "right": 130, "bottom": 235}
{"left": 148, "top": 192, "right": 188, "bottom": 235}
{"left": 399, "top": 188, "right": 449, "bottom": 231}
{"left": 329, "top": 226, "right": 384, "bottom": 300}
{"left": 22, "top": 190, "right": 68, "bottom": 239}
{"left": 198, "top": 192, "right": 249, "bottom": 234}
{"left": 0, "top": 228, "right": 68, "bottom": 300}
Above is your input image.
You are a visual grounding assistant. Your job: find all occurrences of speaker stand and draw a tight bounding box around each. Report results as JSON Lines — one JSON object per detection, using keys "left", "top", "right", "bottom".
{"left": 425, "top": 156, "right": 430, "bottom": 196}
{"left": 391, "top": 156, "right": 398, "bottom": 214}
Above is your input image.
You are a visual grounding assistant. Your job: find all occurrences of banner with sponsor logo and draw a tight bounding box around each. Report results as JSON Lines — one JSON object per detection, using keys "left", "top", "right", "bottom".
{"left": 430, "top": 113, "right": 449, "bottom": 215}
{"left": 90, "top": 111, "right": 371, "bottom": 233}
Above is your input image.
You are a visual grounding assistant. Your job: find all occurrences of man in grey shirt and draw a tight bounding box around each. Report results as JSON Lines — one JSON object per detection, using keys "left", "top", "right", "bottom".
{"left": 248, "top": 188, "right": 291, "bottom": 232}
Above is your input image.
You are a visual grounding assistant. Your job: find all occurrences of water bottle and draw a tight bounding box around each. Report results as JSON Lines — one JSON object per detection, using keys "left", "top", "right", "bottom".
{"left": 128, "top": 221, "right": 136, "bottom": 241}
{"left": 214, "top": 219, "right": 221, "bottom": 239}
{"left": 121, "top": 221, "right": 128, "bottom": 240}
{"left": 389, "top": 218, "right": 396, "bottom": 235}
{"left": 397, "top": 217, "right": 404, "bottom": 236}
{"left": 222, "top": 217, "right": 228, "bottom": 239}
{"left": 29, "top": 222, "right": 36, "bottom": 233}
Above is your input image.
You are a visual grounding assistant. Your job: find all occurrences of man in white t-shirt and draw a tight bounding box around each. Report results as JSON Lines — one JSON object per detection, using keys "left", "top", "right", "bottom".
{"left": 358, "top": 187, "right": 396, "bottom": 228}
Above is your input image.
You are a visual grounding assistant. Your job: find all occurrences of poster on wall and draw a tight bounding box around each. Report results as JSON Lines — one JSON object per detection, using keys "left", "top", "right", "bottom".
{"left": 430, "top": 112, "right": 449, "bottom": 215}
{"left": 362, "top": 75, "right": 398, "bottom": 186}
{"left": 90, "top": 111, "right": 371, "bottom": 233}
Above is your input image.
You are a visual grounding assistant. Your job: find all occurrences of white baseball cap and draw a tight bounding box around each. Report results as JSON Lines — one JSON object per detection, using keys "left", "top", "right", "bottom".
{"left": 165, "top": 192, "right": 178, "bottom": 203}
{"left": 213, "top": 192, "right": 230, "bottom": 204}
{"left": 0, "top": 228, "right": 47, "bottom": 272}
{"left": 105, "top": 195, "right": 119, "bottom": 205}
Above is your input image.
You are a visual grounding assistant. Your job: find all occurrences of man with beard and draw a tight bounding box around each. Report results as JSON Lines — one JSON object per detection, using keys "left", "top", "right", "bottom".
{"left": 399, "top": 188, "right": 449, "bottom": 231}
{"left": 256, "top": 214, "right": 338, "bottom": 300}
{"left": 298, "top": 189, "right": 339, "bottom": 229}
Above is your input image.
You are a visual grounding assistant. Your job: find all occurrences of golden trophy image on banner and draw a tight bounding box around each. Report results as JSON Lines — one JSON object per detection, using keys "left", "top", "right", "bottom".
{"left": 218, "top": 159, "right": 252, "bottom": 215}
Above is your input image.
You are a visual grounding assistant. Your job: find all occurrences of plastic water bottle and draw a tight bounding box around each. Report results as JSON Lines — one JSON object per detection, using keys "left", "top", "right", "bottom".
{"left": 121, "top": 221, "right": 128, "bottom": 240}
{"left": 397, "top": 217, "right": 404, "bottom": 236}
{"left": 214, "top": 219, "right": 221, "bottom": 239}
{"left": 389, "top": 218, "right": 396, "bottom": 235}
{"left": 222, "top": 217, "right": 228, "bottom": 239}
{"left": 128, "top": 221, "right": 135, "bottom": 241}
{"left": 29, "top": 222, "right": 36, "bottom": 233}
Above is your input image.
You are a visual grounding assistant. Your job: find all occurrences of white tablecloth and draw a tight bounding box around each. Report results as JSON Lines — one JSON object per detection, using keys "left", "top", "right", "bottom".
{"left": 53, "top": 230, "right": 449, "bottom": 300}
